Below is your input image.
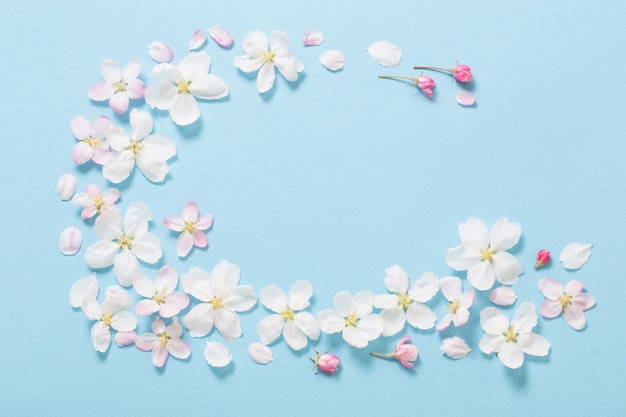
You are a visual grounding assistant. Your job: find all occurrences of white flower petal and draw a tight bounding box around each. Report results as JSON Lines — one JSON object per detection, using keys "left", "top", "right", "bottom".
{"left": 57, "top": 173, "right": 78, "bottom": 200}
{"left": 563, "top": 305, "right": 587, "bottom": 330}
{"left": 409, "top": 271, "right": 439, "bottom": 302}
{"left": 559, "top": 242, "right": 593, "bottom": 269}
{"left": 456, "top": 90, "right": 476, "bottom": 106}
{"left": 59, "top": 226, "right": 82, "bottom": 255}
{"left": 439, "top": 276, "right": 462, "bottom": 301}
{"left": 113, "top": 250, "right": 139, "bottom": 287}
{"left": 189, "top": 29, "right": 207, "bottom": 50}
{"left": 478, "top": 333, "right": 505, "bottom": 355}
{"left": 354, "top": 314, "right": 383, "bottom": 342}
{"left": 147, "top": 41, "right": 174, "bottom": 63}
{"left": 517, "top": 333, "right": 550, "bottom": 356}
{"left": 352, "top": 290, "right": 374, "bottom": 317}
{"left": 332, "top": 291, "right": 355, "bottom": 317}
{"left": 405, "top": 303, "right": 437, "bottom": 330}
{"left": 373, "top": 293, "right": 399, "bottom": 310}
{"left": 538, "top": 277, "right": 564, "bottom": 300}
{"left": 241, "top": 30, "right": 268, "bottom": 57}
{"left": 169, "top": 94, "right": 200, "bottom": 126}
{"left": 204, "top": 341, "right": 232, "bottom": 367}
{"left": 144, "top": 81, "right": 178, "bottom": 110}
{"left": 257, "top": 314, "right": 284, "bottom": 345}
{"left": 302, "top": 29, "right": 324, "bottom": 46}
{"left": 366, "top": 41, "right": 402, "bottom": 66}
{"left": 480, "top": 306, "right": 509, "bottom": 334}
{"left": 489, "top": 286, "right": 517, "bottom": 306}
{"left": 189, "top": 74, "right": 229, "bottom": 100}
{"left": 383, "top": 265, "right": 409, "bottom": 294}
{"left": 379, "top": 306, "right": 406, "bottom": 336}
{"left": 136, "top": 145, "right": 171, "bottom": 183}
{"left": 214, "top": 308, "right": 243, "bottom": 341}
{"left": 498, "top": 342, "right": 525, "bottom": 369}
{"left": 467, "top": 261, "right": 496, "bottom": 291}
{"left": 222, "top": 285, "right": 257, "bottom": 312}
{"left": 320, "top": 50, "right": 344, "bottom": 71}
{"left": 110, "top": 310, "right": 137, "bottom": 332}
{"left": 283, "top": 320, "right": 308, "bottom": 350}
{"left": 91, "top": 321, "right": 111, "bottom": 352}
{"left": 458, "top": 217, "right": 489, "bottom": 248}
{"left": 257, "top": 62, "right": 276, "bottom": 93}
{"left": 440, "top": 336, "right": 472, "bottom": 359}
{"left": 294, "top": 311, "right": 320, "bottom": 340}
{"left": 69, "top": 273, "right": 99, "bottom": 308}
{"left": 511, "top": 302, "right": 539, "bottom": 334}
{"left": 317, "top": 309, "right": 345, "bottom": 334}
{"left": 84, "top": 240, "right": 118, "bottom": 269}
{"left": 102, "top": 150, "right": 135, "bottom": 184}
{"left": 288, "top": 280, "right": 313, "bottom": 310}
{"left": 446, "top": 244, "right": 482, "bottom": 271}
{"left": 489, "top": 217, "right": 522, "bottom": 251}
{"left": 342, "top": 326, "right": 368, "bottom": 348}
{"left": 182, "top": 303, "right": 215, "bottom": 337}
{"left": 248, "top": 342, "right": 273, "bottom": 364}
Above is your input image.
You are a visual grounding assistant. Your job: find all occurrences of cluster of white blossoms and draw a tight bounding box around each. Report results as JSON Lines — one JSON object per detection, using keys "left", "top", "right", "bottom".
{"left": 58, "top": 26, "right": 596, "bottom": 371}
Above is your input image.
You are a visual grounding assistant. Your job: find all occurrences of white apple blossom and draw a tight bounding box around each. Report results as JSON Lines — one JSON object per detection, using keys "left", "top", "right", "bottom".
{"left": 135, "top": 317, "right": 190, "bottom": 367}
{"left": 373, "top": 266, "right": 439, "bottom": 336}
{"left": 163, "top": 201, "right": 213, "bottom": 258}
{"left": 538, "top": 277, "right": 596, "bottom": 330}
{"left": 145, "top": 52, "right": 229, "bottom": 126}
{"left": 133, "top": 265, "right": 190, "bottom": 318}
{"left": 234, "top": 30, "right": 304, "bottom": 93}
{"left": 317, "top": 290, "right": 383, "bottom": 348}
{"left": 88, "top": 58, "right": 145, "bottom": 114}
{"left": 103, "top": 109, "right": 176, "bottom": 184}
{"left": 446, "top": 217, "right": 523, "bottom": 291}
{"left": 181, "top": 260, "right": 257, "bottom": 341}
{"left": 257, "top": 280, "right": 320, "bottom": 350}
{"left": 71, "top": 184, "right": 120, "bottom": 220}
{"left": 436, "top": 276, "right": 475, "bottom": 331}
{"left": 70, "top": 115, "right": 110, "bottom": 165}
{"left": 85, "top": 201, "right": 162, "bottom": 287}
{"left": 479, "top": 302, "right": 550, "bottom": 369}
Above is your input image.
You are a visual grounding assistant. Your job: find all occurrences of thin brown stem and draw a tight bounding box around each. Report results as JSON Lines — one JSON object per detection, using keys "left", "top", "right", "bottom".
{"left": 413, "top": 65, "right": 453, "bottom": 73}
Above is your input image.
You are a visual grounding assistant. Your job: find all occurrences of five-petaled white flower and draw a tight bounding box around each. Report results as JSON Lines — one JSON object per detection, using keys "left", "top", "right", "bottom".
{"left": 317, "top": 290, "right": 383, "bottom": 348}
{"left": 70, "top": 115, "right": 111, "bottom": 165}
{"left": 163, "top": 201, "right": 213, "bottom": 258}
{"left": 81, "top": 285, "right": 137, "bottom": 352}
{"left": 103, "top": 109, "right": 176, "bottom": 184}
{"left": 538, "top": 277, "right": 596, "bottom": 330}
{"left": 145, "top": 52, "right": 229, "bottom": 126}
{"left": 234, "top": 30, "right": 304, "bottom": 93}
{"left": 257, "top": 280, "right": 320, "bottom": 350}
{"left": 479, "top": 302, "right": 550, "bottom": 369}
{"left": 436, "top": 276, "right": 476, "bottom": 331}
{"left": 135, "top": 316, "right": 191, "bottom": 367}
{"left": 71, "top": 184, "right": 120, "bottom": 220}
{"left": 373, "top": 266, "right": 439, "bottom": 336}
{"left": 87, "top": 58, "right": 146, "bottom": 114}
{"left": 133, "top": 265, "right": 190, "bottom": 318}
{"left": 181, "top": 260, "right": 257, "bottom": 341}
{"left": 446, "top": 217, "right": 523, "bottom": 291}
{"left": 85, "top": 201, "right": 162, "bottom": 287}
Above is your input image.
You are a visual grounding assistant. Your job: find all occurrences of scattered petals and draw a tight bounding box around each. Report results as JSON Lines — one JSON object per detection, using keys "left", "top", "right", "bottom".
{"left": 208, "top": 25, "right": 233, "bottom": 47}
{"left": 69, "top": 273, "right": 99, "bottom": 308}
{"left": 302, "top": 29, "right": 324, "bottom": 46}
{"left": 319, "top": 50, "right": 344, "bottom": 71}
{"left": 60, "top": 226, "right": 82, "bottom": 255}
{"left": 366, "top": 41, "right": 402, "bottom": 67}
{"left": 147, "top": 41, "right": 174, "bottom": 63}
{"left": 440, "top": 336, "right": 472, "bottom": 359}
{"left": 489, "top": 286, "right": 517, "bottom": 306}
{"left": 189, "top": 30, "right": 207, "bottom": 50}
{"left": 57, "top": 173, "right": 78, "bottom": 201}
{"left": 204, "top": 341, "right": 232, "bottom": 367}
{"left": 455, "top": 90, "right": 475, "bottom": 106}
{"left": 310, "top": 351, "right": 340, "bottom": 375}
{"left": 559, "top": 242, "right": 592, "bottom": 269}
{"left": 248, "top": 343, "right": 273, "bottom": 364}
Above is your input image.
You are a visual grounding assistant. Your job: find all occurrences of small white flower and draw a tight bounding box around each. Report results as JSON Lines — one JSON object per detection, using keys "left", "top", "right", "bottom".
{"left": 133, "top": 265, "right": 189, "bottom": 318}
{"left": 435, "top": 276, "right": 475, "bottom": 331}
{"left": 538, "top": 277, "right": 596, "bottom": 330}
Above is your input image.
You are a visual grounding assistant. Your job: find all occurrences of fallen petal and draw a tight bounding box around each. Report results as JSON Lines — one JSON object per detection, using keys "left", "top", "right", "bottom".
{"left": 455, "top": 90, "right": 475, "bottom": 106}
{"left": 248, "top": 342, "right": 273, "bottom": 364}
{"left": 440, "top": 336, "right": 472, "bottom": 359}
{"left": 204, "top": 341, "right": 232, "bottom": 367}
{"left": 57, "top": 173, "right": 78, "bottom": 200}
{"left": 189, "top": 29, "right": 207, "bottom": 50}
{"left": 208, "top": 25, "right": 233, "bottom": 47}
{"left": 69, "top": 273, "right": 99, "bottom": 308}
{"left": 319, "top": 50, "right": 345, "bottom": 71}
{"left": 147, "top": 41, "right": 174, "bottom": 63}
{"left": 114, "top": 330, "right": 137, "bottom": 346}
{"left": 366, "top": 41, "right": 402, "bottom": 67}
{"left": 489, "top": 286, "right": 517, "bottom": 306}
{"left": 302, "top": 29, "right": 324, "bottom": 46}
{"left": 559, "top": 242, "right": 593, "bottom": 269}
{"left": 60, "top": 226, "right": 82, "bottom": 255}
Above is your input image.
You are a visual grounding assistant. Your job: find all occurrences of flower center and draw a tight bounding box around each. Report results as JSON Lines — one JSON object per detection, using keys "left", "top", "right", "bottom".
{"left": 345, "top": 313, "right": 359, "bottom": 327}
{"left": 182, "top": 221, "right": 196, "bottom": 234}
{"left": 153, "top": 288, "right": 168, "bottom": 305}
{"left": 209, "top": 296, "right": 223, "bottom": 310}
{"left": 448, "top": 299, "right": 461, "bottom": 314}
{"left": 113, "top": 80, "right": 127, "bottom": 93}
{"left": 504, "top": 326, "right": 518, "bottom": 343}
{"left": 82, "top": 135, "right": 101, "bottom": 147}
{"left": 116, "top": 234, "right": 134, "bottom": 250}
{"left": 126, "top": 139, "right": 144, "bottom": 155}
{"left": 93, "top": 195, "right": 105, "bottom": 213}
{"left": 481, "top": 246, "right": 497, "bottom": 263}
{"left": 559, "top": 293, "right": 573, "bottom": 313}
{"left": 177, "top": 80, "right": 191, "bottom": 94}
{"left": 157, "top": 331, "right": 171, "bottom": 346}
{"left": 101, "top": 312, "right": 113, "bottom": 327}
{"left": 260, "top": 50, "right": 275, "bottom": 63}
{"left": 280, "top": 307, "right": 295, "bottom": 321}
{"left": 397, "top": 293, "right": 413, "bottom": 310}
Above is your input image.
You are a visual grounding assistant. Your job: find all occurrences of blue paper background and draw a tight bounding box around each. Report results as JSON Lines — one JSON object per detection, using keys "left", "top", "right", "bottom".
{"left": 1, "top": 0, "right": 625, "bottom": 415}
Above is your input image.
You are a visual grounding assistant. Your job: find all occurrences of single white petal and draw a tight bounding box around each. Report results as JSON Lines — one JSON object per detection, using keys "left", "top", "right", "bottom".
{"left": 102, "top": 150, "right": 135, "bottom": 184}
{"left": 517, "top": 333, "right": 550, "bottom": 356}
{"left": 435, "top": 313, "right": 454, "bottom": 331}
{"left": 132, "top": 271, "right": 156, "bottom": 298}
{"left": 256, "top": 62, "right": 276, "bottom": 93}
{"left": 478, "top": 333, "right": 505, "bottom": 354}
{"left": 440, "top": 336, "right": 472, "bottom": 359}
{"left": 189, "top": 74, "right": 229, "bottom": 100}
{"left": 84, "top": 240, "right": 118, "bottom": 269}
{"left": 182, "top": 303, "right": 215, "bottom": 337}
{"left": 489, "top": 286, "right": 517, "bottom": 306}
{"left": 214, "top": 308, "right": 243, "bottom": 341}
{"left": 563, "top": 305, "right": 587, "bottom": 330}
{"left": 538, "top": 277, "right": 564, "bottom": 300}
{"left": 91, "top": 321, "right": 111, "bottom": 352}
{"left": 59, "top": 226, "right": 82, "bottom": 255}
{"left": 342, "top": 326, "right": 368, "bottom": 348}
{"left": 147, "top": 41, "right": 174, "bottom": 63}
{"left": 144, "top": 81, "right": 178, "bottom": 110}
{"left": 178, "top": 52, "right": 211, "bottom": 82}
{"left": 248, "top": 342, "right": 273, "bottom": 364}
{"left": 283, "top": 320, "right": 309, "bottom": 350}
{"left": 439, "top": 276, "right": 462, "bottom": 301}
{"left": 104, "top": 285, "right": 132, "bottom": 310}
{"left": 274, "top": 55, "right": 302, "bottom": 82}
{"left": 373, "top": 293, "right": 399, "bottom": 309}
{"left": 405, "top": 303, "right": 437, "bottom": 330}
{"left": 498, "top": 342, "right": 525, "bottom": 369}
{"left": 480, "top": 306, "right": 509, "bottom": 334}
{"left": 333, "top": 291, "right": 355, "bottom": 317}
{"left": 456, "top": 90, "right": 476, "bottom": 106}
{"left": 366, "top": 41, "right": 402, "bottom": 66}
{"left": 302, "top": 29, "right": 324, "bottom": 46}
{"left": 489, "top": 217, "right": 522, "bottom": 251}
{"left": 189, "top": 29, "right": 207, "bottom": 51}
{"left": 233, "top": 55, "right": 264, "bottom": 73}
{"left": 143, "top": 134, "right": 176, "bottom": 160}
{"left": 131, "top": 232, "right": 162, "bottom": 264}
{"left": 112, "top": 250, "right": 139, "bottom": 287}
{"left": 383, "top": 265, "right": 409, "bottom": 294}
{"left": 352, "top": 290, "right": 374, "bottom": 317}
{"left": 294, "top": 311, "right": 320, "bottom": 340}
{"left": 317, "top": 309, "right": 345, "bottom": 334}
{"left": 180, "top": 267, "right": 212, "bottom": 299}
{"left": 136, "top": 145, "right": 171, "bottom": 183}
{"left": 467, "top": 261, "right": 496, "bottom": 291}
{"left": 409, "top": 271, "right": 439, "bottom": 303}
{"left": 511, "top": 302, "right": 538, "bottom": 334}
{"left": 169, "top": 94, "right": 200, "bottom": 126}
{"left": 57, "top": 173, "right": 78, "bottom": 200}
{"left": 354, "top": 314, "right": 383, "bottom": 341}
{"left": 446, "top": 244, "right": 482, "bottom": 271}
{"left": 110, "top": 310, "right": 137, "bottom": 332}
{"left": 379, "top": 306, "right": 406, "bottom": 336}
{"left": 559, "top": 242, "right": 593, "bottom": 269}
{"left": 69, "top": 273, "right": 99, "bottom": 308}
{"left": 458, "top": 217, "right": 489, "bottom": 248}
{"left": 257, "top": 314, "right": 284, "bottom": 345}
{"left": 81, "top": 297, "right": 102, "bottom": 320}
{"left": 222, "top": 285, "right": 257, "bottom": 312}
{"left": 204, "top": 342, "right": 232, "bottom": 367}
{"left": 288, "top": 280, "right": 313, "bottom": 311}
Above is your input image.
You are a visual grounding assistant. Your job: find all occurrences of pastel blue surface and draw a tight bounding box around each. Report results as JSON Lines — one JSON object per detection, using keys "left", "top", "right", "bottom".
{"left": 1, "top": 0, "right": 625, "bottom": 415}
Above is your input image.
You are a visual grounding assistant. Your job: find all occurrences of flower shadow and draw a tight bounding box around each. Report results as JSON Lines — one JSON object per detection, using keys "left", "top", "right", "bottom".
{"left": 210, "top": 362, "right": 235, "bottom": 378}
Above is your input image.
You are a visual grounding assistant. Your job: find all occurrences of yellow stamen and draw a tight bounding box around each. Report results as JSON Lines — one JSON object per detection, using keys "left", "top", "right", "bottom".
{"left": 116, "top": 234, "right": 133, "bottom": 250}
{"left": 101, "top": 312, "right": 113, "bottom": 327}
{"left": 93, "top": 195, "right": 105, "bottom": 213}
{"left": 153, "top": 289, "right": 168, "bottom": 305}
{"left": 481, "top": 246, "right": 497, "bottom": 263}
{"left": 210, "top": 296, "right": 223, "bottom": 310}
{"left": 504, "top": 326, "right": 518, "bottom": 343}
{"left": 113, "top": 80, "right": 127, "bottom": 93}
{"left": 82, "top": 136, "right": 101, "bottom": 147}
{"left": 345, "top": 313, "right": 358, "bottom": 327}
{"left": 182, "top": 221, "right": 195, "bottom": 234}
{"left": 260, "top": 50, "right": 275, "bottom": 63}
{"left": 157, "top": 331, "right": 171, "bottom": 346}
{"left": 280, "top": 307, "right": 295, "bottom": 321}
{"left": 397, "top": 293, "right": 413, "bottom": 310}
{"left": 126, "top": 139, "right": 144, "bottom": 155}
{"left": 177, "top": 80, "right": 191, "bottom": 94}
{"left": 448, "top": 299, "right": 461, "bottom": 314}
{"left": 559, "top": 293, "right": 573, "bottom": 313}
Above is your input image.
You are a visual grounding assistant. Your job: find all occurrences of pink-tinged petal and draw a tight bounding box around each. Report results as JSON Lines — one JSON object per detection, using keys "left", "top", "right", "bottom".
{"left": 294, "top": 311, "right": 320, "bottom": 340}
{"left": 274, "top": 55, "right": 302, "bottom": 82}
{"left": 91, "top": 321, "right": 112, "bottom": 352}
{"left": 241, "top": 30, "right": 268, "bottom": 57}
{"left": 302, "top": 29, "right": 324, "bottom": 46}
{"left": 478, "top": 333, "right": 505, "bottom": 355}
{"left": 458, "top": 217, "right": 489, "bottom": 248}
{"left": 538, "top": 277, "right": 564, "bottom": 300}
{"left": 406, "top": 303, "right": 437, "bottom": 330}
{"left": 460, "top": 289, "right": 476, "bottom": 308}
{"left": 563, "top": 305, "right": 587, "bottom": 330}
{"left": 446, "top": 244, "right": 482, "bottom": 271}
{"left": 214, "top": 309, "right": 242, "bottom": 341}
{"left": 88, "top": 82, "right": 114, "bottom": 101}
{"left": 489, "top": 286, "right": 517, "bottom": 306}
{"left": 456, "top": 90, "right": 476, "bottom": 106}
{"left": 257, "top": 62, "right": 276, "bottom": 93}
{"left": 131, "top": 232, "right": 162, "bottom": 264}
{"left": 114, "top": 330, "right": 137, "bottom": 346}
{"left": 259, "top": 285, "right": 289, "bottom": 312}
{"left": 102, "top": 150, "right": 135, "bottom": 184}
{"left": 204, "top": 341, "right": 232, "bottom": 367}
{"left": 125, "top": 79, "right": 146, "bottom": 100}
{"left": 169, "top": 94, "right": 200, "bottom": 126}
{"left": 152, "top": 344, "right": 169, "bottom": 367}
{"left": 439, "top": 276, "right": 462, "bottom": 301}
{"left": 189, "top": 29, "right": 207, "bottom": 50}
{"left": 71, "top": 115, "right": 90, "bottom": 138}
{"left": 150, "top": 316, "right": 166, "bottom": 334}
{"left": 148, "top": 41, "right": 174, "bottom": 63}
{"left": 154, "top": 264, "right": 178, "bottom": 291}
{"left": 559, "top": 242, "right": 593, "bottom": 270}
{"left": 409, "top": 271, "right": 440, "bottom": 302}
{"left": 452, "top": 307, "right": 470, "bottom": 327}
{"left": 69, "top": 274, "right": 99, "bottom": 308}
{"left": 113, "top": 250, "right": 139, "bottom": 287}
{"left": 110, "top": 310, "right": 137, "bottom": 331}
{"left": 167, "top": 337, "right": 190, "bottom": 359}
{"left": 181, "top": 201, "right": 199, "bottom": 222}
{"left": 109, "top": 92, "right": 130, "bottom": 114}
{"left": 144, "top": 81, "right": 178, "bottom": 110}
{"left": 248, "top": 342, "right": 273, "bottom": 364}
{"left": 208, "top": 25, "right": 233, "bottom": 47}
{"left": 498, "top": 342, "right": 525, "bottom": 369}
{"left": 100, "top": 60, "right": 122, "bottom": 83}
{"left": 257, "top": 314, "right": 284, "bottom": 345}
{"left": 489, "top": 218, "right": 522, "bottom": 251}
{"left": 72, "top": 142, "right": 94, "bottom": 165}
{"left": 383, "top": 265, "right": 409, "bottom": 294}
{"left": 440, "top": 337, "right": 472, "bottom": 359}
{"left": 189, "top": 74, "right": 229, "bottom": 100}
{"left": 59, "top": 226, "right": 82, "bottom": 255}
{"left": 366, "top": 40, "right": 402, "bottom": 67}
{"left": 85, "top": 240, "right": 118, "bottom": 269}
{"left": 81, "top": 297, "right": 102, "bottom": 320}
{"left": 132, "top": 272, "right": 156, "bottom": 298}
{"left": 435, "top": 313, "right": 454, "bottom": 331}
{"left": 319, "top": 50, "right": 344, "bottom": 71}
{"left": 165, "top": 317, "right": 184, "bottom": 338}
{"left": 540, "top": 299, "right": 562, "bottom": 318}
{"left": 518, "top": 333, "right": 550, "bottom": 356}
{"left": 182, "top": 303, "right": 215, "bottom": 337}
{"left": 177, "top": 233, "right": 194, "bottom": 257}
{"left": 57, "top": 173, "right": 78, "bottom": 200}
{"left": 135, "top": 299, "right": 160, "bottom": 316}
{"left": 573, "top": 293, "right": 596, "bottom": 311}
{"left": 195, "top": 214, "right": 213, "bottom": 230}
{"left": 222, "top": 285, "right": 257, "bottom": 312}
{"left": 480, "top": 306, "right": 509, "bottom": 334}
{"left": 317, "top": 309, "right": 345, "bottom": 333}
{"left": 564, "top": 280, "right": 585, "bottom": 296}
{"left": 135, "top": 333, "right": 158, "bottom": 351}
{"left": 160, "top": 292, "right": 190, "bottom": 317}
{"left": 163, "top": 214, "right": 185, "bottom": 232}
{"left": 192, "top": 230, "right": 208, "bottom": 248}
{"left": 511, "top": 302, "right": 538, "bottom": 334}
{"left": 234, "top": 55, "right": 264, "bottom": 73}
{"left": 379, "top": 306, "right": 406, "bottom": 336}
{"left": 283, "top": 320, "right": 308, "bottom": 350}
{"left": 121, "top": 57, "right": 141, "bottom": 80}
{"left": 288, "top": 280, "right": 313, "bottom": 311}
{"left": 467, "top": 261, "right": 496, "bottom": 291}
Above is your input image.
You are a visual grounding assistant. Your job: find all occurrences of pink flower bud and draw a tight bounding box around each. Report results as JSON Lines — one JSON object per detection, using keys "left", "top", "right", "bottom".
{"left": 310, "top": 351, "right": 341, "bottom": 375}
{"left": 416, "top": 75, "right": 436, "bottom": 97}
{"left": 394, "top": 336, "right": 418, "bottom": 368}
{"left": 452, "top": 64, "right": 472, "bottom": 82}
{"left": 535, "top": 249, "right": 550, "bottom": 268}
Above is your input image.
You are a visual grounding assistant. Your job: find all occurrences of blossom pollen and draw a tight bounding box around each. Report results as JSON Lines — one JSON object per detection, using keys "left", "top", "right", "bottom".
{"left": 177, "top": 80, "right": 191, "bottom": 94}
{"left": 279, "top": 307, "right": 295, "bottom": 321}
{"left": 559, "top": 293, "right": 573, "bottom": 312}
{"left": 345, "top": 313, "right": 358, "bottom": 327}
{"left": 448, "top": 299, "right": 461, "bottom": 314}
{"left": 93, "top": 195, "right": 105, "bottom": 213}
{"left": 481, "top": 247, "right": 497, "bottom": 263}
{"left": 260, "top": 50, "right": 275, "bottom": 63}
{"left": 182, "top": 221, "right": 195, "bottom": 234}
{"left": 116, "top": 234, "right": 134, "bottom": 250}
{"left": 157, "top": 331, "right": 171, "bottom": 346}
{"left": 113, "top": 80, "right": 127, "bottom": 93}
{"left": 101, "top": 312, "right": 113, "bottom": 327}
{"left": 153, "top": 289, "right": 169, "bottom": 305}
{"left": 126, "top": 139, "right": 144, "bottom": 155}
{"left": 504, "top": 326, "right": 518, "bottom": 343}
{"left": 397, "top": 293, "right": 413, "bottom": 310}
{"left": 210, "top": 296, "right": 223, "bottom": 309}
{"left": 81, "top": 136, "right": 101, "bottom": 147}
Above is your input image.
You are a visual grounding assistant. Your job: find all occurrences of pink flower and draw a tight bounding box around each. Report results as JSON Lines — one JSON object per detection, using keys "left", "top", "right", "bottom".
{"left": 452, "top": 64, "right": 473, "bottom": 82}
{"left": 71, "top": 184, "right": 120, "bottom": 220}
{"left": 436, "top": 276, "right": 475, "bottom": 330}
{"left": 70, "top": 115, "right": 111, "bottom": 165}
{"left": 135, "top": 317, "right": 191, "bottom": 367}
{"left": 370, "top": 336, "right": 418, "bottom": 368}
{"left": 310, "top": 351, "right": 341, "bottom": 375}
{"left": 163, "top": 201, "right": 213, "bottom": 257}
{"left": 133, "top": 265, "right": 190, "bottom": 318}
{"left": 534, "top": 249, "right": 551, "bottom": 268}
{"left": 88, "top": 58, "right": 146, "bottom": 114}
{"left": 538, "top": 277, "right": 596, "bottom": 330}
{"left": 415, "top": 75, "right": 436, "bottom": 97}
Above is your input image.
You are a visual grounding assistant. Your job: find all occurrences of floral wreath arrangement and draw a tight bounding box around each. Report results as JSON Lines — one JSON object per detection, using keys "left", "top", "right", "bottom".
{"left": 57, "top": 25, "right": 596, "bottom": 373}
